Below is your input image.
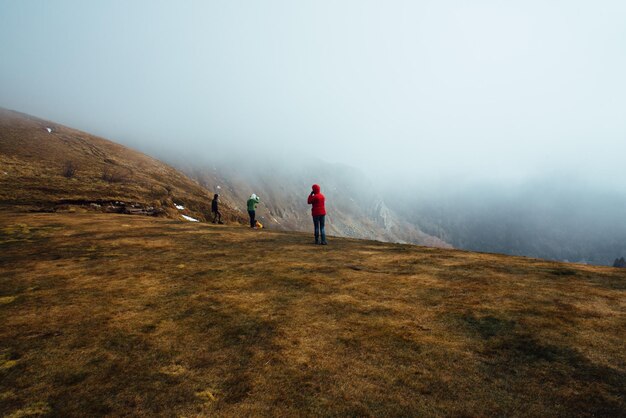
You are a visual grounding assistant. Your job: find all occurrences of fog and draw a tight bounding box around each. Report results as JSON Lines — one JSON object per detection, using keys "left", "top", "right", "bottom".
{"left": 2, "top": 1, "right": 625, "bottom": 263}
{"left": 385, "top": 175, "right": 626, "bottom": 265}
{"left": 2, "top": 1, "right": 626, "bottom": 185}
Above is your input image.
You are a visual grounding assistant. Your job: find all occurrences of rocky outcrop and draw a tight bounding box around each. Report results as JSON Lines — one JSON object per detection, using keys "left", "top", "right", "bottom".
{"left": 369, "top": 198, "right": 393, "bottom": 231}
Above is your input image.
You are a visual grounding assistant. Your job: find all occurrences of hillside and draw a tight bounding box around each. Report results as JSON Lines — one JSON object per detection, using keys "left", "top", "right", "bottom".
{"left": 177, "top": 159, "right": 450, "bottom": 248}
{"left": 1, "top": 212, "right": 624, "bottom": 417}
{"left": 0, "top": 108, "right": 244, "bottom": 223}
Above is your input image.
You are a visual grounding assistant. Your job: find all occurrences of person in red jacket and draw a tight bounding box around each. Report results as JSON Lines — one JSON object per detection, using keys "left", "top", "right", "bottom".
{"left": 307, "top": 184, "right": 327, "bottom": 245}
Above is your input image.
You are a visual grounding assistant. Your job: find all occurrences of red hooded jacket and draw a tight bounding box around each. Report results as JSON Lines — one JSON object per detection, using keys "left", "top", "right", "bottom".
{"left": 307, "top": 184, "right": 326, "bottom": 216}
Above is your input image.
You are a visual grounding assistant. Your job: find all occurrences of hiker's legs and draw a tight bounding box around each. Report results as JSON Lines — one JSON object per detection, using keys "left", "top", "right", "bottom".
{"left": 313, "top": 216, "right": 320, "bottom": 243}
{"left": 212, "top": 211, "right": 218, "bottom": 223}
{"left": 248, "top": 210, "right": 255, "bottom": 228}
{"left": 319, "top": 215, "right": 326, "bottom": 244}
{"left": 216, "top": 210, "right": 222, "bottom": 223}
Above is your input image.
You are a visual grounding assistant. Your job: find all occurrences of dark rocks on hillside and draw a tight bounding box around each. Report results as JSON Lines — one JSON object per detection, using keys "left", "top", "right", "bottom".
{"left": 613, "top": 257, "right": 626, "bottom": 268}
{"left": 50, "top": 199, "right": 163, "bottom": 216}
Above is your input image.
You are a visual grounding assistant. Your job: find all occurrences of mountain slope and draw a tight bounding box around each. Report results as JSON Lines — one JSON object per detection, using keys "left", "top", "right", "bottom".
{"left": 179, "top": 159, "right": 450, "bottom": 247}
{"left": 1, "top": 212, "right": 624, "bottom": 417}
{"left": 0, "top": 108, "right": 244, "bottom": 223}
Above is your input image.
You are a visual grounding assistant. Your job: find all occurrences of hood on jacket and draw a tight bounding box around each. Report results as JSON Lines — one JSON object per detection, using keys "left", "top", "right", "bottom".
{"left": 250, "top": 193, "right": 259, "bottom": 202}
{"left": 312, "top": 184, "right": 321, "bottom": 194}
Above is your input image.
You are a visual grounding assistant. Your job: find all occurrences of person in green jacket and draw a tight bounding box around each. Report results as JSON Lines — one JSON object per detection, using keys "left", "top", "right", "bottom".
{"left": 247, "top": 193, "right": 260, "bottom": 228}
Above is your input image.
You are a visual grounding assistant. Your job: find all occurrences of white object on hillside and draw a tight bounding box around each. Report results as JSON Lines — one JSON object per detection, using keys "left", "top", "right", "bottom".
{"left": 217, "top": 185, "right": 221, "bottom": 189}
{"left": 46, "top": 127, "right": 52, "bottom": 133}
{"left": 175, "top": 204, "right": 184, "bottom": 210}
{"left": 181, "top": 214, "right": 199, "bottom": 222}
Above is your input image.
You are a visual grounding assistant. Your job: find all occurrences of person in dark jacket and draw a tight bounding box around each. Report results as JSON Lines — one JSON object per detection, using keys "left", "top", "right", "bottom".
{"left": 307, "top": 184, "right": 327, "bottom": 245}
{"left": 211, "top": 194, "right": 223, "bottom": 224}
{"left": 247, "top": 193, "right": 260, "bottom": 228}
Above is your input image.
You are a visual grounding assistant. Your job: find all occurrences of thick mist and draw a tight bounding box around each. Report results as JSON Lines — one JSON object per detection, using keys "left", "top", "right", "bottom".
{"left": 384, "top": 176, "right": 626, "bottom": 265}
{"left": 2, "top": 1, "right": 625, "bottom": 263}
{"left": 2, "top": 1, "right": 626, "bottom": 185}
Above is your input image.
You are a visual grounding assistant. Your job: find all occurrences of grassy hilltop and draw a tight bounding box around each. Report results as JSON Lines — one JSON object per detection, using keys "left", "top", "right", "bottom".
{"left": 1, "top": 212, "right": 624, "bottom": 417}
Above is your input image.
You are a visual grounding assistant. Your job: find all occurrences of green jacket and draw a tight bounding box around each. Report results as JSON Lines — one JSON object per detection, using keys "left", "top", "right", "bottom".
{"left": 247, "top": 195, "right": 259, "bottom": 211}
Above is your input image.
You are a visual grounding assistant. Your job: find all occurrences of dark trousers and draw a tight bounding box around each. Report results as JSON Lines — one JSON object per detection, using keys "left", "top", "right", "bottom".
{"left": 212, "top": 210, "right": 221, "bottom": 223}
{"left": 313, "top": 215, "right": 326, "bottom": 243}
{"left": 248, "top": 210, "right": 256, "bottom": 228}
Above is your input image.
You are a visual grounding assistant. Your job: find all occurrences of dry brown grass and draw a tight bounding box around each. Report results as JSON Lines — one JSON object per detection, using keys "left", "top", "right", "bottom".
{"left": 0, "top": 108, "right": 245, "bottom": 224}
{"left": 0, "top": 212, "right": 624, "bottom": 417}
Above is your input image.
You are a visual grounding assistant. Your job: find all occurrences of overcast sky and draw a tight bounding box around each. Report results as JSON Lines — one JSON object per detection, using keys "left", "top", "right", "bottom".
{"left": 1, "top": 0, "right": 625, "bottom": 187}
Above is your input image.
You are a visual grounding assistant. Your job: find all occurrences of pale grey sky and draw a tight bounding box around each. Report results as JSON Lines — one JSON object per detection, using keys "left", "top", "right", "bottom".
{"left": 1, "top": 0, "right": 625, "bottom": 186}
